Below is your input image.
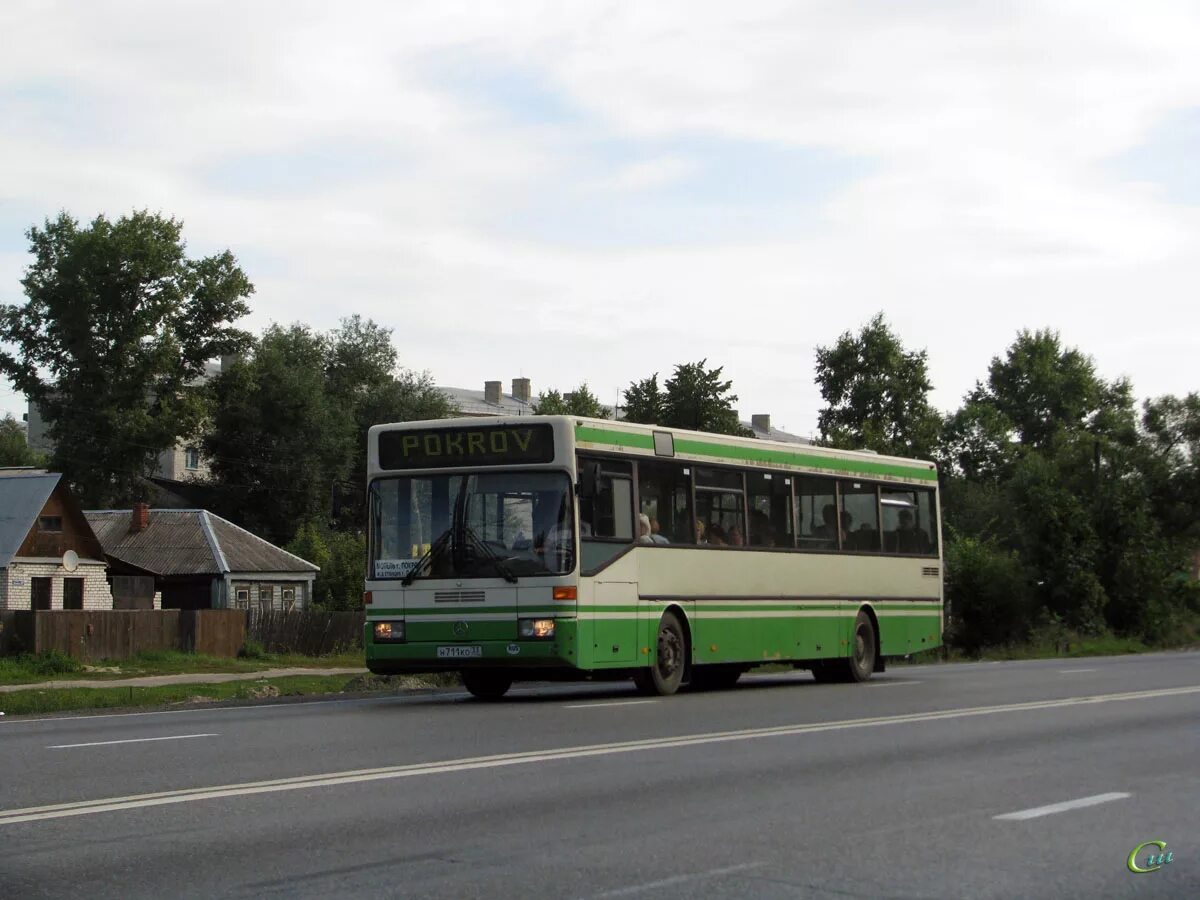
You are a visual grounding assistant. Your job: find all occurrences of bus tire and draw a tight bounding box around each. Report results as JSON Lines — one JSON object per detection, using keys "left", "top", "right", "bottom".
{"left": 812, "top": 611, "right": 877, "bottom": 684}
{"left": 634, "top": 611, "right": 688, "bottom": 696}
{"left": 689, "top": 664, "right": 743, "bottom": 691}
{"left": 462, "top": 669, "right": 513, "bottom": 701}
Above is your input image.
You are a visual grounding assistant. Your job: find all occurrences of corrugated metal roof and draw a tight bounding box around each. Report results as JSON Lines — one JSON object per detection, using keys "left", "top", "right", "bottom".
{"left": 438, "top": 386, "right": 534, "bottom": 417}
{"left": 205, "top": 514, "right": 319, "bottom": 573}
{"left": 84, "top": 509, "right": 319, "bottom": 576}
{"left": 0, "top": 471, "right": 60, "bottom": 568}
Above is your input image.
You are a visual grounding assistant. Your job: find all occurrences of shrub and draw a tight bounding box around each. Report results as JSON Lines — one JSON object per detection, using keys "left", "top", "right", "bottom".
{"left": 944, "top": 534, "right": 1036, "bottom": 654}
{"left": 238, "top": 639, "right": 268, "bottom": 660}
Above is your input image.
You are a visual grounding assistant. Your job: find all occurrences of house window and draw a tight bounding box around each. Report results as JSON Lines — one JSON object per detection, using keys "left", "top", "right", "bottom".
{"left": 39, "top": 516, "right": 63, "bottom": 532}
{"left": 184, "top": 447, "right": 201, "bottom": 470}
{"left": 282, "top": 587, "right": 296, "bottom": 612}
{"left": 258, "top": 585, "right": 274, "bottom": 611}
{"left": 234, "top": 588, "right": 249, "bottom": 609}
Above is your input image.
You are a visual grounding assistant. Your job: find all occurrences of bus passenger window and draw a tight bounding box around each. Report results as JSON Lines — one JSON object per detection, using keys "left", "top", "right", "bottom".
{"left": 746, "top": 471, "right": 793, "bottom": 547}
{"left": 797, "top": 476, "right": 838, "bottom": 550}
{"left": 840, "top": 481, "right": 881, "bottom": 552}
{"left": 638, "top": 461, "right": 693, "bottom": 544}
{"left": 881, "top": 487, "right": 933, "bottom": 554}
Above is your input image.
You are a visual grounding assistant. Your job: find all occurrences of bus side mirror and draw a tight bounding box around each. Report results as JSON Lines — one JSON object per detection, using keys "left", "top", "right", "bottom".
{"left": 578, "top": 461, "right": 601, "bottom": 499}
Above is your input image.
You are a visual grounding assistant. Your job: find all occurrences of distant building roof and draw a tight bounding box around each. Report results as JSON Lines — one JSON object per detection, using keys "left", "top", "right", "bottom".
{"left": 84, "top": 509, "right": 319, "bottom": 577}
{"left": 0, "top": 470, "right": 60, "bottom": 568}
{"left": 439, "top": 385, "right": 534, "bottom": 417}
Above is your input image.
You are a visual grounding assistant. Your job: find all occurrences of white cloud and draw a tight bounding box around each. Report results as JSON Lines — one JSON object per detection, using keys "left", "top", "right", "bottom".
{"left": 2, "top": 0, "right": 1200, "bottom": 435}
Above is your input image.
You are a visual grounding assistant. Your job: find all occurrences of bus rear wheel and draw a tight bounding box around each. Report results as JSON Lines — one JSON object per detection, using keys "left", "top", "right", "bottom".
{"left": 634, "top": 611, "right": 687, "bottom": 696}
{"left": 461, "top": 669, "right": 513, "bottom": 701}
{"left": 813, "top": 611, "right": 877, "bottom": 684}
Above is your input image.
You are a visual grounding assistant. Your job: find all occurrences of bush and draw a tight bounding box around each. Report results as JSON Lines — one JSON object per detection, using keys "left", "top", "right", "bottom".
{"left": 944, "top": 534, "right": 1036, "bottom": 654}
{"left": 25, "top": 649, "right": 84, "bottom": 676}
{"left": 238, "top": 639, "right": 268, "bottom": 660}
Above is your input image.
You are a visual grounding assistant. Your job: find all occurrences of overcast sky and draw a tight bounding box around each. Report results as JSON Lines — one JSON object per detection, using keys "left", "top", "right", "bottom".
{"left": 2, "top": 1, "right": 1198, "bottom": 436}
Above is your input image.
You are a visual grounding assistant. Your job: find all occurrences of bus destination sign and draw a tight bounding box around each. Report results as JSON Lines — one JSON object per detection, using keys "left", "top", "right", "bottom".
{"left": 378, "top": 423, "right": 555, "bottom": 470}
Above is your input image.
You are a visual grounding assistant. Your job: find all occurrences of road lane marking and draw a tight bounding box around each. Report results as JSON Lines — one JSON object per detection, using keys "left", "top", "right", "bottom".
{"left": 48, "top": 733, "right": 219, "bottom": 750}
{"left": 588, "top": 863, "right": 762, "bottom": 897}
{"left": 867, "top": 681, "right": 921, "bottom": 687}
{"left": 563, "top": 700, "right": 659, "bottom": 709}
{"left": 1, "top": 683, "right": 1197, "bottom": 827}
{"left": 1059, "top": 669, "right": 1098, "bottom": 674}
{"left": 994, "top": 792, "right": 1131, "bottom": 821}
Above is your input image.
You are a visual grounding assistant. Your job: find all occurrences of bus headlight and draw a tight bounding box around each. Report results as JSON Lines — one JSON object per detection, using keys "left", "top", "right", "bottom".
{"left": 519, "top": 618, "right": 556, "bottom": 639}
{"left": 373, "top": 621, "right": 405, "bottom": 642}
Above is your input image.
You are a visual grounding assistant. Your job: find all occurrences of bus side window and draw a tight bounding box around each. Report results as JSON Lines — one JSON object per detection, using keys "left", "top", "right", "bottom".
{"left": 578, "top": 457, "right": 633, "bottom": 541}
{"left": 746, "top": 470, "right": 792, "bottom": 547}
{"left": 796, "top": 476, "right": 838, "bottom": 550}
{"left": 840, "top": 481, "right": 881, "bottom": 553}
{"left": 637, "top": 460, "right": 694, "bottom": 544}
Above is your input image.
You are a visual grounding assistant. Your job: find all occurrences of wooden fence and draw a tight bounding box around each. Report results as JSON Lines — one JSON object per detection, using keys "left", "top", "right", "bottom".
{"left": 0, "top": 608, "right": 363, "bottom": 660}
{"left": 247, "top": 609, "right": 365, "bottom": 655}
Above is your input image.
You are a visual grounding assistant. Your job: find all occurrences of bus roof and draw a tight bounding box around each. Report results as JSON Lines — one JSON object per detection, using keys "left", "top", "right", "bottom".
{"left": 369, "top": 415, "right": 938, "bottom": 483}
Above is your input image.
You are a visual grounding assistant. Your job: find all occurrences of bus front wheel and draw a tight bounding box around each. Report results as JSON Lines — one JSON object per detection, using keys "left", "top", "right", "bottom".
{"left": 462, "top": 669, "right": 513, "bottom": 701}
{"left": 634, "top": 611, "right": 687, "bottom": 696}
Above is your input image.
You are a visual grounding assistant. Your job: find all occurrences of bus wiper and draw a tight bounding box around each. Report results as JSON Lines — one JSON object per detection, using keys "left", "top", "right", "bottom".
{"left": 400, "top": 529, "right": 452, "bottom": 586}
{"left": 462, "top": 525, "right": 519, "bottom": 584}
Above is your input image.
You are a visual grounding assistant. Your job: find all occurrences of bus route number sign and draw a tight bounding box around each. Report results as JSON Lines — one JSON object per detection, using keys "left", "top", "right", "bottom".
{"left": 379, "top": 423, "right": 555, "bottom": 470}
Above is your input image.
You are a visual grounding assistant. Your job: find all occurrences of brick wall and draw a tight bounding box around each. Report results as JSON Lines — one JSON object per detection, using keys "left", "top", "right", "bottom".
{"left": 1, "top": 560, "right": 113, "bottom": 610}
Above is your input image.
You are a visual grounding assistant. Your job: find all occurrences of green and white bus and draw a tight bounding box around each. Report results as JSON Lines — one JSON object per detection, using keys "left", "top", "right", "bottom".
{"left": 364, "top": 416, "right": 943, "bottom": 699}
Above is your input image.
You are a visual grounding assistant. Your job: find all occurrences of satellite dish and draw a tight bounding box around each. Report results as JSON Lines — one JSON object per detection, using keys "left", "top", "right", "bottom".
{"left": 62, "top": 550, "right": 79, "bottom": 572}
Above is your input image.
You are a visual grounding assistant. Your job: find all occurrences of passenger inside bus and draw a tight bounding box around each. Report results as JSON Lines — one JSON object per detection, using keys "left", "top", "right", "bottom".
{"left": 637, "top": 513, "right": 653, "bottom": 544}
{"left": 650, "top": 517, "right": 669, "bottom": 544}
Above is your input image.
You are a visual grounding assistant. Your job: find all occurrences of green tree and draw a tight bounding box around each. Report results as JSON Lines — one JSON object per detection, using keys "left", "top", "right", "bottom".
{"left": 0, "top": 211, "right": 252, "bottom": 506}
{"left": 204, "top": 324, "right": 352, "bottom": 545}
{"left": 0, "top": 414, "right": 44, "bottom": 467}
{"left": 532, "top": 383, "right": 609, "bottom": 418}
{"left": 814, "top": 312, "right": 941, "bottom": 458}
{"left": 285, "top": 520, "right": 366, "bottom": 610}
{"left": 621, "top": 374, "right": 665, "bottom": 424}
{"left": 662, "top": 360, "right": 748, "bottom": 435}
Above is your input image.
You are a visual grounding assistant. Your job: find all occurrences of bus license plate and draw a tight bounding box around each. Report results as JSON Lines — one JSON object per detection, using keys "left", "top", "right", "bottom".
{"left": 437, "top": 646, "right": 483, "bottom": 658}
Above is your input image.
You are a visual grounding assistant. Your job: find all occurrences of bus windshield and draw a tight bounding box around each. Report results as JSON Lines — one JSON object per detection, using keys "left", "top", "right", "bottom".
{"left": 370, "top": 471, "right": 575, "bottom": 580}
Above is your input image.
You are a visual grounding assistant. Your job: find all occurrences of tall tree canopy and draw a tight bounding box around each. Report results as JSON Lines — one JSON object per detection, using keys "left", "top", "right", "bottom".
{"left": 532, "top": 383, "right": 609, "bottom": 418}
{"left": 814, "top": 312, "right": 941, "bottom": 458}
{"left": 622, "top": 361, "right": 746, "bottom": 435}
{"left": 0, "top": 211, "right": 252, "bottom": 505}
{"left": 204, "top": 318, "right": 453, "bottom": 543}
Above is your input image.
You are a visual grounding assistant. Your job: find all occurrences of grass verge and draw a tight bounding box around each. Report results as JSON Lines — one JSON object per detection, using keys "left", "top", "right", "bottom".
{"left": 0, "top": 649, "right": 366, "bottom": 685}
{"left": 0, "top": 672, "right": 458, "bottom": 718}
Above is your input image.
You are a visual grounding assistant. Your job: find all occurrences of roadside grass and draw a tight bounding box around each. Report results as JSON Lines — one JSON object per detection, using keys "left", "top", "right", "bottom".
{"left": 0, "top": 672, "right": 455, "bottom": 718}
{"left": 0, "top": 649, "right": 365, "bottom": 685}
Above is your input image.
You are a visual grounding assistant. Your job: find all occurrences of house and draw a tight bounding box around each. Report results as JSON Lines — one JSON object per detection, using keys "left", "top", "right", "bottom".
{"left": 0, "top": 469, "right": 114, "bottom": 610}
{"left": 84, "top": 505, "right": 319, "bottom": 611}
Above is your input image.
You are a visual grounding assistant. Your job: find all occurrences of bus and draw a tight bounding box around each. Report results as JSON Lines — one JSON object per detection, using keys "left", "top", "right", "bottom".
{"left": 364, "top": 415, "right": 943, "bottom": 699}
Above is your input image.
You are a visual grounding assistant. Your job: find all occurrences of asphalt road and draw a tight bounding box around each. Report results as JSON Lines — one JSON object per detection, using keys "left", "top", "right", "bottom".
{"left": 0, "top": 652, "right": 1197, "bottom": 899}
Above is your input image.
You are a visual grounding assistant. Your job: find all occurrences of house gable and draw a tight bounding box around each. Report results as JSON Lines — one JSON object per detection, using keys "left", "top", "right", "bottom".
{"left": 16, "top": 483, "right": 105, "bottom": 562}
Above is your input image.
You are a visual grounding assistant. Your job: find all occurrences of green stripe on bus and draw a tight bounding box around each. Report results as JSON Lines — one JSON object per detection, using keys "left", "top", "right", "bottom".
{"left": 576, "top": 424, "right": 937, "bottom": 482}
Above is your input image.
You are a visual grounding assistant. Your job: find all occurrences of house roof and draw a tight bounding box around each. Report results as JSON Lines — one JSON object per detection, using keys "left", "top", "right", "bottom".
{"left": 0, "top": 470, "right": 61, "bottom": 568}
{"left": 84, "top": 509, "right": 319, "bottom": 577}
{"left": 438, "top": 385, "right": 534, "bottom": 417}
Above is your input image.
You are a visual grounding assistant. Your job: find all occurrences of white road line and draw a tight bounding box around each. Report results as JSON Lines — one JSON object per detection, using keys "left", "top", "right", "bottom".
{"left": 588, "top": 863, "right": 762, "bottom": 897}
{"left": 563, "top": 700, "right": 659, "bottom": 709}
{"left": 1059, "top": 668, "right": 1098, "bottom": 674}
{"left": 993, "top": 792, "right": 1131, "bottom": 821}
{"left": 1, "top": 683, "right": 1197, "bottom": 827}
{"left": 48, "top": 733, "right": 219, "bottom": 750}
{"left": 867, "top": 681, "right": 922, "bottom": 687}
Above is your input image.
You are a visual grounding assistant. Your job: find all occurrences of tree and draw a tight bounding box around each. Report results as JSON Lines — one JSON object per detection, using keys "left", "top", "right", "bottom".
{"left": 0, "top": 414, "right": 44, "bottom": 467}
{"left": 285, "top": 520, "right": 366, "bottom": 610}
{"left": 662, "top": 360, "right": 748, "bottom": 435}
{"left": 814, "top": 313, "right": 941, "bottom": 458}
{"left": 532, "top": 383, "right": 609, "bottom": 418}
{"left": 0, "top": 211, "right": 252, "bottom": 506}
{"left": 621, "top": 374, "right": 665, "bottom": 424}
{"left": 204, "top": 324, "right": 352, "bottom": 545}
